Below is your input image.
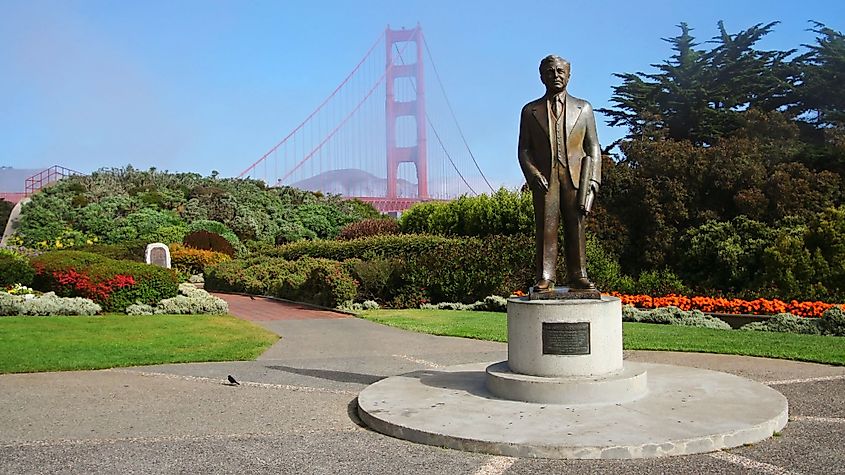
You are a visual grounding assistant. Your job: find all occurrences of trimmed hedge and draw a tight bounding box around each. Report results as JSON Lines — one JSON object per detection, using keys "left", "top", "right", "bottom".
{"left": 269, "top": 234, "right": 534, "bottom": 305}
{"left": 220, "top": 234, "right": 681, "bottom": 307}
{"left": 30, "top": 251, "right": 179, "bottom": 312}
{"left": 74, "top": 240, "right": 149, "bottom": 262}
{"left": 205, "top": 256, "right": 357, "bottom": 308}
{"left": 337, "top": 218, "right": 400, "bottom": 240}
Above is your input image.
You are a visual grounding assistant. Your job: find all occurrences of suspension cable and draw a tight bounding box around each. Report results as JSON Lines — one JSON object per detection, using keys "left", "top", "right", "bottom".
{"left": 239, "top": 31, "right": 385, "bottom": 178}
{"left": 423, "top": 37, "right": 495, "bottom": 193}
{"left": 393, "top": 43, "right": 477, "bottom": 196}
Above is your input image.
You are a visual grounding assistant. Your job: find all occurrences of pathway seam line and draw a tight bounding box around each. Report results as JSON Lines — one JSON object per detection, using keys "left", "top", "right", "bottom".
{"left": 109, "top": 369, "right": 358, "bottom": 395}
{"left": 765, "top": 374, "right": 845, "bottom": 385}
{"left": 709, "top": 451, "right": 802, "bottom": 474}
{"left": 790, "top": 416, "right": 845, "bottom": 424}
{"left": 472, "top": 456, "right": 517, "bottom": 475}
{"left": 392, "top": 354, "right": 443, "bottom": 368}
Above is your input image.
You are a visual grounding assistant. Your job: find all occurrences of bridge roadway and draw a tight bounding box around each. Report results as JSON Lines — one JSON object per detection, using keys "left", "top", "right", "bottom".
{"left": 1, "top": 293, "right": 843, "bottom": 474}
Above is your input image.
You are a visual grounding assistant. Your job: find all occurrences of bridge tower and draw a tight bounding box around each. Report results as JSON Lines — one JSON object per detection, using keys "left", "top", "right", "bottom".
{"left": 385, "top": 25, "right": 428, "bottom": 199}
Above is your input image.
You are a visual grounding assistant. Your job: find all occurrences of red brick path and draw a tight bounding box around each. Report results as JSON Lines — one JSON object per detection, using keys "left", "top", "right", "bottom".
{"left": 213, "top": 293, "right": 350, "bottom": 321}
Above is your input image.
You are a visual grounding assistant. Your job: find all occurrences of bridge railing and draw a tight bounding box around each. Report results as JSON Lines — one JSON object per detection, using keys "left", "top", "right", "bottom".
{"left": 24, "top": 165, "right": 84, "bottom": 196}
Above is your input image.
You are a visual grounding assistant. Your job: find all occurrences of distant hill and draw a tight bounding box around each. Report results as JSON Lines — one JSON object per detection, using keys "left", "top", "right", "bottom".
{"left": 0, "top": 167, "right": 45, "bottom": 192}
{"left": 291, "top": 168, "right": 418, "bottom": 197}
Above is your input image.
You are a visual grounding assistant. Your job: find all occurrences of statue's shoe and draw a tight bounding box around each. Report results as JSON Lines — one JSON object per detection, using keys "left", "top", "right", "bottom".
{"left": 567, "top": 277, "right": 596, "bottom": 290}
{"left": 534, "top": 278, "right": 554, "bottom": 290}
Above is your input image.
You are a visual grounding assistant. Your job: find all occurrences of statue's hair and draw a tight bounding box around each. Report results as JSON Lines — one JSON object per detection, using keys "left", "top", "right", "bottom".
{"left": 539, "top": 55, "right": 570, "bottom": 73}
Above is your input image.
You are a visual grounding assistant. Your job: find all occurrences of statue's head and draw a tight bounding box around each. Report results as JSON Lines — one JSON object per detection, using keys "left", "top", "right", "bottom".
{"left": 539, "top": 55, "right": 570, "bottom": 95}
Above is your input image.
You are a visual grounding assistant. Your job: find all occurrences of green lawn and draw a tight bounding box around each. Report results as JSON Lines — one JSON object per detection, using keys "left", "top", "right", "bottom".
{"left": 0, "top": 314, "right": 279, "bottom": 374}
{"left": 361, "top": 309, "right": 845, "bottom": 366}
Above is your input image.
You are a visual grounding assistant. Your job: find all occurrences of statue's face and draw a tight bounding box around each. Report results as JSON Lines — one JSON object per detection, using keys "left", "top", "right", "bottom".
{"left": 540, "top": 60, "right": 570, "bottom": 94}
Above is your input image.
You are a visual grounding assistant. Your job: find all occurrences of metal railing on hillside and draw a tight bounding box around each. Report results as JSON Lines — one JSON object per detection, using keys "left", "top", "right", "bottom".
{"left": 24, "top": 165, "right": 84, "bottom": 195}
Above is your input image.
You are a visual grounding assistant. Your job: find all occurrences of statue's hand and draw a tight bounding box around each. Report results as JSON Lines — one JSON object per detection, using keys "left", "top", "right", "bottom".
{"left": 532, "top": 173, "right": 549, "bottom": 192}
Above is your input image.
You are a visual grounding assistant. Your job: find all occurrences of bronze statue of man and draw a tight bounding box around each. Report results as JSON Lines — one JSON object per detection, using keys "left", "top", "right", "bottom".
{"left": 518, "top": 55, "right": 601, "bottom": 291}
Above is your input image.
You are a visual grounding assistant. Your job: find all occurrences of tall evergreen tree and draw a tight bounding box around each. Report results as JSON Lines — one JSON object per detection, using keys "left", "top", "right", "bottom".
{"left": 600, "top": 22, "right": 796, "bottom": 146}
{"left": 792, "top": 22, "right": 845, "bottom": 127}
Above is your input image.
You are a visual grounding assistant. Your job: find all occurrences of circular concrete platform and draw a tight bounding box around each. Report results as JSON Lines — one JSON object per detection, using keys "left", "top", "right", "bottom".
{"left": 485, "top": 361, "right": 648, "bottom": 405}
{"left": 357, "top": 361, "right": 788, "bottom": 459}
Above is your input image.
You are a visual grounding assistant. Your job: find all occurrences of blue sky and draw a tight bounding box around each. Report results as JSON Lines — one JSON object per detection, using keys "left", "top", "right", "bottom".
{"left": 1, "top": 0, "right": 843, "bottom": 191}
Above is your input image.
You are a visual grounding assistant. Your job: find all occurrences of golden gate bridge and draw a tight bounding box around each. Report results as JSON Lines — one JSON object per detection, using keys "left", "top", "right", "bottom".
{"left": 237, "top": 25, "right": 495, "bottom": 213}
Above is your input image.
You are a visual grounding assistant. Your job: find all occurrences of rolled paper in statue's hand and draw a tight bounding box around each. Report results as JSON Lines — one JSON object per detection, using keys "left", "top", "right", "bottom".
{"left": 583, "top": 186, "right": 595, "bottom": 214}
{"left": 576, "top": 155, "right": 594, "bottom": 213}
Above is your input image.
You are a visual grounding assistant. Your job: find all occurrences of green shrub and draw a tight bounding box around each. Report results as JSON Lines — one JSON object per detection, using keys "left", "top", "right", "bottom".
{"left": 275, "top": 220, "right": 317, "bottom": 244}
{"left": 338, "top": 218, "right": 400, "bottom": 240}
{"left": 150, "top": 225, "right": 188, "bottom": 245}
{"left": 293, "top": 203, "right": 354, "bottom": 239}
{"left": 0, "top": 250, "right": 35, "bottom": 287}
{"left": 346, "top": 257, "right": 404, "bottom": 303}
{"left": 679, "top": 217, "right": 774, "bottom": 292}
{"left": 273, "top": 234, "right": 534, "bottom": 305}
{"left": 30, "top": 251, "right": 179, "bottom": 312}
{"left": 152, "top": 284, "right": 229, "bottom": 315}
{"left": 631, "top": 269, "right": 690, "bottom": 296}
{"left": 0, "top": 291, "right": 101, "bottom": 316}
{"left": 622, "top": 305, "right": 732, "bottom": 330}
{"left": 205, "top": 256, "right": 358, "bottom": 309}
{"left": 303, "top": 259, "right": 358, "bottom": 308}
{"left": 820, "top": 307, "right": 845, "bottom": 336}
{"left": 169, "top": 243, "right": 231, "bottom": 275}
{"left": 74, "top": 240, "right": 148, "bottom": 262}
{"left": 399, "top": 188, "right": 534, "bottom": 237}
{"left": 741, "top": 313, "right": 822, "bottom": 335}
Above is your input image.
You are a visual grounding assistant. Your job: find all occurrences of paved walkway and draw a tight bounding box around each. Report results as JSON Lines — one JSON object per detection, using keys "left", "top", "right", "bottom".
{"left": 1, "top": 297, "right": 844, "bottom": 474}
{"left": 219, "top": 293, "right": 350, "bottom": 321}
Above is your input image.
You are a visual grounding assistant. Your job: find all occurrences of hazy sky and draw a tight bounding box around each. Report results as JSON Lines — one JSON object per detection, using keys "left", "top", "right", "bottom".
{"left": 1, "top": 0, "right": 843, "bottom": 190}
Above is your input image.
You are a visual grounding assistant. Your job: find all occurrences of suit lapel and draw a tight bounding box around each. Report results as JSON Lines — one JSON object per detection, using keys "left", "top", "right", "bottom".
{"left": 530, "top": 99, "right": 549, "bottom": 137}
{"left": 565, "top": 94, "right": 583, "bottom": 138}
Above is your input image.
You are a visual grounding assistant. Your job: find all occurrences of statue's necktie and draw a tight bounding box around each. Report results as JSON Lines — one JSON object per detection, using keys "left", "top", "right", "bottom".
{"left": 553, "top": 96, "right": 563, "bottom": 118}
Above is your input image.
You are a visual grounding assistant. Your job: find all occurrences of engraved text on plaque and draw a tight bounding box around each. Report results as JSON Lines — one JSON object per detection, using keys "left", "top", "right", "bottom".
{"left": 542, "top": 322, "right": 590, "bottom": 355}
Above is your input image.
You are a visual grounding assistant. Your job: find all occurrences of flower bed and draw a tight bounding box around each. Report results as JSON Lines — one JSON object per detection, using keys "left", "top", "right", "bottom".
{"left": 610, "top": 293, "right": 844, "bottom": 318}
{"left": 31, "top": 251, "right": 179, "bottom": 312}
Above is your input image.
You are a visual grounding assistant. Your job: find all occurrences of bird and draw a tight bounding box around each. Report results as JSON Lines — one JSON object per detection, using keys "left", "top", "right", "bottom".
{"left": 249, "top": 295, "right": 255, "bottom": 300}
{"left": 227, "top": 375, "right": 240, "bottom": 386}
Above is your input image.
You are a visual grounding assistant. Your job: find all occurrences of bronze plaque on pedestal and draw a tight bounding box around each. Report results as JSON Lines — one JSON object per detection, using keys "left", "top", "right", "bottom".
{"left": 542, "top": 322, "right": 590, "bottom": 355}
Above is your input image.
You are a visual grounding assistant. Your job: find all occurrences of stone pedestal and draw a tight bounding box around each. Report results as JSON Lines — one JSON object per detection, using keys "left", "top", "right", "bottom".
{"left": 506, "top": 296, "right": 622, "bottom": 377}
{"left": 485, "top": 295, "right": 647, "bottom": 405}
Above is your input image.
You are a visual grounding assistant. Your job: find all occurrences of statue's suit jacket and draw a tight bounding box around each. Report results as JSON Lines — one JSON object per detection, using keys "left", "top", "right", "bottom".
{"left": 518, "top": 93, "right": 601, "bottom": 193}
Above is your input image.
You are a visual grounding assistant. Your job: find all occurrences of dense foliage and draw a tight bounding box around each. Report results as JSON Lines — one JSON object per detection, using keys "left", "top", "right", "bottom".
{"left": 337, "top": 218, "right": 400, "bottom": 240}
{"left": 169, "top": 243, "right": 231, "bottom": 276}
{"left": 12, "top": 167, "right": 379, "bottom": 250}
{"left": 399, "top": 188, "right": 533, "bottom": 236}
{"left": 0, "top": 249, "right": 35, "bottom": 287}
{"left": 591, "top": 21, "right": 845, "bottom": 300}
{"left": 30, "top": 251, "right": 179, "bottom": 312}
{"left": 205, "top": 256, "right": 357, "bottom": 308}
{"left": 251, "top": 233, "right": 668, "bottom": 306}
